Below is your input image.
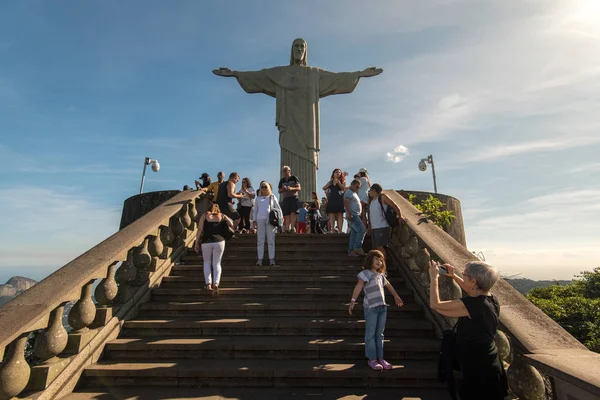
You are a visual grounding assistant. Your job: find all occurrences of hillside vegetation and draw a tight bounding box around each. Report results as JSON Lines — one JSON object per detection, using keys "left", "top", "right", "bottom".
{"left": 526, "top": 267, "right": 600, "bottom": 353}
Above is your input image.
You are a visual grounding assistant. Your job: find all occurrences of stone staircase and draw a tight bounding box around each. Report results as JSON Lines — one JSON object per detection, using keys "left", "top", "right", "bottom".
{"left": 68, "top": 234, "right": 448, "bottom": 399}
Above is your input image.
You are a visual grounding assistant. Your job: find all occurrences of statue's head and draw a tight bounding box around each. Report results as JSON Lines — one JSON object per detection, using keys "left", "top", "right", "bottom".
{"left": 290, "top": 38, "right": 307, "bottom": 66}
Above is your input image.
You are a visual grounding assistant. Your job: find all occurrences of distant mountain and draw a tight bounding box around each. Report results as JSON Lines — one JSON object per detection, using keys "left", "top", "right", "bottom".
{"left": 505, "top": 278, "right": 571, "bottom": 295}
{"left": 0, "top": 276, "right": 38, "bottom": 306}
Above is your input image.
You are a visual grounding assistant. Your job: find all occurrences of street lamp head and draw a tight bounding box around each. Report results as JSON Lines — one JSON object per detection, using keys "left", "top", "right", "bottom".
{"left": 418, "top": 159, "right": 427, "bottom": 172}
{"left": 150, "top": 160, "right": 160, "bottom": 172}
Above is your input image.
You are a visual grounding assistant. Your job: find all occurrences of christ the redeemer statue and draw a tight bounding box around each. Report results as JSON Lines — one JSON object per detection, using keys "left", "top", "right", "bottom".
{"left": 213, "top": 38, "right": 382, "bottom": 199}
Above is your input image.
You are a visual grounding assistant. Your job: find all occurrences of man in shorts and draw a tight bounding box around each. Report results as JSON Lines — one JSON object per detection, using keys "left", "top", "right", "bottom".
{"left": 278, "top": 166, "right": 301, "bottom": 233}
{"left": 216, "top": 172, "right": 243, "bottom": 228}
{"left": 367, "top": 183, "right": 406, "bottom": 257}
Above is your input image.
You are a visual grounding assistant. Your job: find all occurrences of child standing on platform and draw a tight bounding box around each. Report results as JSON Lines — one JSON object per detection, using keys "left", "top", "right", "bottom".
{"left": 296, "top": 203, "right": 309, "bottom": 233}
{"left": 348, "top": 249, "right": 404, "bottom": 370}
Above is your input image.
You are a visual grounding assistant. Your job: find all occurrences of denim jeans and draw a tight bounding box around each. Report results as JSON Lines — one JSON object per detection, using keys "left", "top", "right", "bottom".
{"left": 348, "top": 214, "right": 366, "bottom": 253}
{"left": 364, "top": 305, "right": 387, "bottom": 360}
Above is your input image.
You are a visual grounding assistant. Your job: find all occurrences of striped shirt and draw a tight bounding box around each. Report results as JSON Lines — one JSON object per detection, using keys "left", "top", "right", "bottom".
{"left": 358, "top": 269, "right": 389, "bottom": 309}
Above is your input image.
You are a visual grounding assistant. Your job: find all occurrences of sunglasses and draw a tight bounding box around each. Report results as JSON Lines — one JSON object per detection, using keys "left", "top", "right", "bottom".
{"left": 260, "top": 185, "right": 268, "bottom": 189}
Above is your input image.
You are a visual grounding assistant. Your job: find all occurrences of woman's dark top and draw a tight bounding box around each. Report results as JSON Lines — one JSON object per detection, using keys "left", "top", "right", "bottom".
{"left": 457, "top": 295, "right": 508, "bottom": 400}
{"left": 201, "top": 215, "right": 225, "bottom": 244}
{"left": 325, "top": 180, "right": 345, "bottom": 213}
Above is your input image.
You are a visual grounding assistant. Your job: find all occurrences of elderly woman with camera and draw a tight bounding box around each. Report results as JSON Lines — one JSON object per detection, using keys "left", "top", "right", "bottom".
{"left": 429, "top": 260, "right": 508, "bottom": 400}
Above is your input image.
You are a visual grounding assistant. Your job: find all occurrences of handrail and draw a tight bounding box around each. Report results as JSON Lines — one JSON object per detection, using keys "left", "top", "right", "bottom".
{"left": 0, "top": 190, "right": 198, "bottom": 350}
{"left": 0, "top": 189, "right": 202, "bottom": 399}
{"left": 383, "top": 189, "right": 600, "bottom": 399}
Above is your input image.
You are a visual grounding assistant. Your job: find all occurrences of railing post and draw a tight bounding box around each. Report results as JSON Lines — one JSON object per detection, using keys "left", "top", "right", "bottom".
{"left": 115, "top": 249, "right": 137, "bottom": 304}
{"left": 66, "top": 280, "right": 97, "bottom": 354}
{"left": 0, "top": 333, "right": 31, "bottom": 400}
{"left": 29, "top": 304, "right": 70, "bottom": 390}
{"left": 92, "top": 262, "right": 119, "bottom": 328}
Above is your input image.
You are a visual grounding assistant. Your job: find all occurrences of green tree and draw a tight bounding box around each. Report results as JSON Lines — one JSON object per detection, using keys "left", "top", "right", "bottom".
{"left": 527, "top": 267, "right": 600, "bottom": 353}
{"left": 408, "top": 194, "right": 455, "bottom": 230}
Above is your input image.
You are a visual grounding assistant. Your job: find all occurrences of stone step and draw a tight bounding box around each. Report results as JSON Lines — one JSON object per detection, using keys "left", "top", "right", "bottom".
{"left": 137, "top": 301, "right": 424, "bottom": 319}
{"left": 161, "top": 274, "right": 368, "bottom": 286}
{"left": 81, "top": 359, "right": 443, "bottom": 388}
{"left": 181, "top": 257, "right": 366, "bottom": 266}
{"left": 122, "top": 316, "right": 434, "bottom": 337}
{"left": 151, "top": 287, "right": 414, "bottom": 302}
{"left": 170, "top": 265, "right": 371, "bottom": 274}
{"left": 104, "top": 336, "right": 439, "bottom": 361}
{"left": 66, "top": 386, "right": 450, "bottom": 400}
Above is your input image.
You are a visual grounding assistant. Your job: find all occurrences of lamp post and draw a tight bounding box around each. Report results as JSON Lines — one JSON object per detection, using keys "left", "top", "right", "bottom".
{"left": 139, "top": 157, "right": 160, "bottom": 194}
{"left": 418, "top": 154, "right": 437, "bottom": 194}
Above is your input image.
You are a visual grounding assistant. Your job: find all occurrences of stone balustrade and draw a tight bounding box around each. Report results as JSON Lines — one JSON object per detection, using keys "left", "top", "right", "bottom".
{"left": 383, "top": 189, "right": 600, "bottom": 400}
{"left": 0, "top": 190, "right": 207, "bottom": 400}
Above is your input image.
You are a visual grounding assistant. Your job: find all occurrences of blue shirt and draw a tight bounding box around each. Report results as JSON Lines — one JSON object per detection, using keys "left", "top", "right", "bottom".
{"left": 344, "top": 190, "right": 362, "bottom": 217}
{"left": 298, "top": 207, "right": 308, "bottom": 223}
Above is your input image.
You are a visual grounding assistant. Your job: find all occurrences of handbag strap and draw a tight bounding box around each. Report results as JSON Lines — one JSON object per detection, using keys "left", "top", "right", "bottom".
{"left": 378, "top": 195, "right": 387, "bottom": 216}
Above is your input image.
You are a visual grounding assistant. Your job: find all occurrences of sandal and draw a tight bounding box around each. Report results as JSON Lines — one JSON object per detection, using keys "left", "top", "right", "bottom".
{"left": 378, "top": 359, "right": 393, "bottom": 370}
{"left": 367, "top": 360, "right": 383, "bottom": 371}
{"left": 205, "top": 284, "right": 212, "bottom": 291}
{"left": 212, "top": 285, "right": 219, "bottom": 296}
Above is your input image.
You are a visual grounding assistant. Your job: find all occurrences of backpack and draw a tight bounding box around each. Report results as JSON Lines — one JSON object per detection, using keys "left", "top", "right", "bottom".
{"left": 378, "top": 195, "right": 399, "bottom": 227}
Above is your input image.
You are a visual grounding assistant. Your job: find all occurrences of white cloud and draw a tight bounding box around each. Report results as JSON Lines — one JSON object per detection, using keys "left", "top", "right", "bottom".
{"left": 385, "top": 144, "right": 409, "bottom": 163}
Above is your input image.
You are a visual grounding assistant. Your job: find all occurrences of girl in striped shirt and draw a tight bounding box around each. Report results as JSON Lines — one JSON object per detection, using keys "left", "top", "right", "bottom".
{"left": 348, "top": 250, "right": 404, "bottom": 370}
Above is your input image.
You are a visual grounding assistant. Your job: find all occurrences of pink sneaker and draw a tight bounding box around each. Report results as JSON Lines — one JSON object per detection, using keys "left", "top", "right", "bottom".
{"left": 378, "top": 359, "right": 393, "bottom": 370}
{"left": 367, "top": 360, "right": 383, "bottom": 371}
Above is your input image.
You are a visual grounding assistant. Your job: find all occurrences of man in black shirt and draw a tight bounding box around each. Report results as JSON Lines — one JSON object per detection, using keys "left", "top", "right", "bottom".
{"left": 278, "top": 165, "right": 301, "bottom": 233}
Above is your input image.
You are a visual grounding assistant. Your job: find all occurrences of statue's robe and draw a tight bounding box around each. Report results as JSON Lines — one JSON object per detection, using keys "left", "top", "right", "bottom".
{"left": 235, "top": 65, "right": 361, "bottom": 200}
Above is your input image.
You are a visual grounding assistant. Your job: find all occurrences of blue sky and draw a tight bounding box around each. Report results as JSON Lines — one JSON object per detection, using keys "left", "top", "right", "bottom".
{"left": 1, "top": 0, "right": 599, "bottom": 282}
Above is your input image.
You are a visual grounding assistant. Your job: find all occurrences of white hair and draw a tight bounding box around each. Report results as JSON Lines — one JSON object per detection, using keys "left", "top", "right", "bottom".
{"left": 465, "top": 261, "right": 500, "bottom": 292}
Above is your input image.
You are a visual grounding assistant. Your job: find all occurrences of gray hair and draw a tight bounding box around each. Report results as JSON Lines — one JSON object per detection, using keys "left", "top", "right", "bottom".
{"left": 464, "top": 261, "right": 500, "bottom": 292}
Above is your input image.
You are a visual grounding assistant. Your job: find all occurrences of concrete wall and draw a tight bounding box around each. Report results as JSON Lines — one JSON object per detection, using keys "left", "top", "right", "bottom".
{"left": 397, "top": 190, "right": 467, "bottom": 247}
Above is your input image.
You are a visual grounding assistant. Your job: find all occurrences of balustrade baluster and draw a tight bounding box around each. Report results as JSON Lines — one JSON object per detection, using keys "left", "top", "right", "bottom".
{"left": 188, "top": 201, "right": 198, "bottom": 230}
{"left": 115, "top": 248, "right": 137, "bottom": 304}
{"left": 148, "top": 231, "right": 164, "bottom": 272}
{"left": 0, "top": 334, "right": 31, "bottom": 400}
{"left": 66, "top": 280, "right": 97, "bottom": 354}
{"left": 29, "top": 304, "right": 70, "bottom": 390}
{"left": 92, "top": 262, "right": 119, "bottom": 328}
{"left": 181, "top": 204, "right": 192, "bottom": 230}
{"left": 159, "top": 225, "right": 174, "bottom": 259}
{"left": 132, "top": 238, "right": 152, "bottom": 286}
{"left": 170, "top": 214, "right": 185, "bottom": 249}
{"left": 507, "top": 354, "right": 546, "bottom": 400}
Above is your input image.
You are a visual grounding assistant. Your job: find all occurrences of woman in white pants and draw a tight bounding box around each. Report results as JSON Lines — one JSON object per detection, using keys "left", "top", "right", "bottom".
{"left": 252, "top": 181, "right": 282, "bottom": 266}
{"left": 194, "top": 203, "right": 234, "bottom": 295}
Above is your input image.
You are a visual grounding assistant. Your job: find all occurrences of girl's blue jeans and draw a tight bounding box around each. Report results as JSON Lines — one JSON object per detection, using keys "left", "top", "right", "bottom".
{"left": 364, "top": 305, "right": 387, "bottom": 360}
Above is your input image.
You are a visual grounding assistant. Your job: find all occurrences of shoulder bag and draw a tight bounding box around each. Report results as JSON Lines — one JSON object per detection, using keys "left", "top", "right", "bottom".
{"left": 378, "top": 195, "right": 399, "bottom": 227}
{"left": 268, "top": 195, "right": 283, "bottom": 227}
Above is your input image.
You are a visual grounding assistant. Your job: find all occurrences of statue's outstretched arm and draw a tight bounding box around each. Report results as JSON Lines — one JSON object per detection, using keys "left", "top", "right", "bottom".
{"left": 212, "top": 67, "right": 238, "bottom": 77}
{"left": 358, "top": 67, "right": 383, "bottom": 78}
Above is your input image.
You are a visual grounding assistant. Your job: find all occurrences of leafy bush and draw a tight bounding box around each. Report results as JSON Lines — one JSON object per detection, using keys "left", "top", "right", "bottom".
{"left": 408, "top": 194, "right": 456, "bottom": 230}
{"left": 527, "top": 267, "right": 600, "bottom": 353}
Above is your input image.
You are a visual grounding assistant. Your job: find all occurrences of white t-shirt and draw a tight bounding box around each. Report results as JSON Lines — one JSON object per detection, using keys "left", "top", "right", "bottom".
{"left": 358, "top": 177, "right": 370, "bottom": 204}
{"left": 369, "top": 196, "right": 389, "bottom": 230}
{"left": 240, "top": 187, "right": 255, "bottom": 207}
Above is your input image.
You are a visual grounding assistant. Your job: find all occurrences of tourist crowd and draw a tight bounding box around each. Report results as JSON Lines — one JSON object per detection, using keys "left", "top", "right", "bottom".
{"left": 192, "top": 166, "right": 507, "bottom": 397}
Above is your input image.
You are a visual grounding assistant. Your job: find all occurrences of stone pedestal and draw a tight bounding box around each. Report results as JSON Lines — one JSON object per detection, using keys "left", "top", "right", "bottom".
{"left": 28, "top": 358, "right": 71, "bottom": 391}
{"left": 65, "top": 329, "right": 98, "bottom": 355}
{"left": 120, "top": 190, "right": 181, "bottom": 229}
{"left": 398, "top": 190, "right": 467, "bottom": 247}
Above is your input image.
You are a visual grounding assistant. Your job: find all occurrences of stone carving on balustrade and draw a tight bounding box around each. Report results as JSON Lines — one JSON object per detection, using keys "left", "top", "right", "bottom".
{"left": 148, "top": 230, "right": 164, "bottom": 272}
{"left": 169, "top": 213, "right": 186, "bottom": 250}
{"left": 159, "top": 225, "right": 174, "bottom": 259}
{"left": 29, "top": 304, "right": 70, "bottom": 390}
{"left": 131, "top": 238, "right": 152, "bottom": 286}
{"left": 115, "top": 248, "right": 138, "bottom": 304}
{"left": 188, "top": 202, "right": 198, "bottom": 231}
{"left": 66, "top": 280, "right": 97, "bottom": 354}
{"left": 0, "top": 333, "right": 30, "bottom": 400}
